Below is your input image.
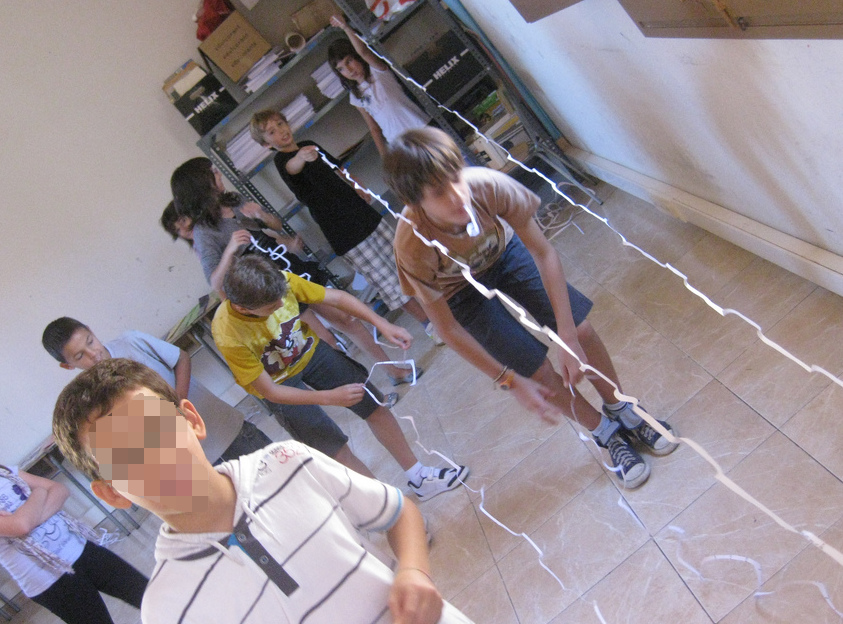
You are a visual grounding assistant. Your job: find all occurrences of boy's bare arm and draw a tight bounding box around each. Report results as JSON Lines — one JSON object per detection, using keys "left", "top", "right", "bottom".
{"left": 250, "top": 370, "right": 366, "bottom": 408}
{"left": 422, "top": 297, "right": 559, "bottom": 422}
{"left": 285, "top": 145, "right": 320, "bottom": 176}
{"left": 386, "top": 499, "right": 443, "bottom": 624}
{"left": 173, "top": 349, "right": 191, "bottom": 401}
{"left": 0, "top": 473, "right": 69, "bottom": 537}
{"left": 320, "top": 289, "right": 412, "bottom": 350}
{"left": 513, "top": 218, "right": 586, "bottom": 387}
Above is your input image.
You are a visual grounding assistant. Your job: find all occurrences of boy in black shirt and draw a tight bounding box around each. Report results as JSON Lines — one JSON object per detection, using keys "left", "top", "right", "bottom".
{"left": 250, "top": 110, "right": 445, "bottom": 368}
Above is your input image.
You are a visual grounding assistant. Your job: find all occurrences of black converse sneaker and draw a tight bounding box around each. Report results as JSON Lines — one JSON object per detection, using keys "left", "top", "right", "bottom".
{"left": 597, "top": 431, "right": 650, "bottom": 489}
{"left": 603, "top": 403, "right": 679, "bottom": 456}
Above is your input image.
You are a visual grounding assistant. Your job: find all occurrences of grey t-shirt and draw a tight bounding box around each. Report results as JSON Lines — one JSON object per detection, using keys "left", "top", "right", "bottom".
{"left": 106, "top": 331, "right": 243, "bottom": 463}
{"left": 191, "top": 204, "right": 263, "bottom": 284}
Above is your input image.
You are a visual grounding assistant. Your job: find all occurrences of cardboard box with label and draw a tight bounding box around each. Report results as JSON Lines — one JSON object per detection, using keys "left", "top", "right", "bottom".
{"left": 199, "top": 11, "right": 272, "bottom": 82}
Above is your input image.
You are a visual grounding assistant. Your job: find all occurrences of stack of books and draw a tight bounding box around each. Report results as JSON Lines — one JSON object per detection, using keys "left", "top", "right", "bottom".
{"left": 311, "top": 62, "right": 344, "bottom": 99}
{"left": 225, "top": 126, "right": 273, "bottom": 174}
{"left": 282, "top": 94, "right": 315, "bottom": 132}
{"left": 241, "top": 47, "right": 293, "bottom": 93}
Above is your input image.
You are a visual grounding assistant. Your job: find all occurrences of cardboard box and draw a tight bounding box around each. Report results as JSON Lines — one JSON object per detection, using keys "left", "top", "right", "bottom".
{"left": 292, "top": 0, "right": 337, "bottom": 39}
{"left": 199, "top": 11, "right": 272, "bottom": 82}
{"left": 174, "top": 74, "right": 238, "bottom": 135}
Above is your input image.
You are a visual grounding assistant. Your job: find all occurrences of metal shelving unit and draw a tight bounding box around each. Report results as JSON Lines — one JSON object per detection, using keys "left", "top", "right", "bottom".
{"left": 194, "top": 0, "right": 601, "bottom": 286}
{"left": 333, "top": 0, "right": 600, "bottom": 201}
{"left": 195, "top": 27, "right": 352, "bottom": 285}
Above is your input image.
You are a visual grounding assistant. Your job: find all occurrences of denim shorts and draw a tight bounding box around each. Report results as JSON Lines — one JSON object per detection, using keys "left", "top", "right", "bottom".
{"left": 447, "top": 235, "right": 593, "bottom": 378}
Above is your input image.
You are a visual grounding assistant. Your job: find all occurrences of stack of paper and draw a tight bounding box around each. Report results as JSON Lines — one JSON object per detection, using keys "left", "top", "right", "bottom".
{"left": 241, "top": 47, "right": 291, "bottom": 93}
{"left": 282, "top": 94, "right": 315, "bottom": 133}
{"left": 225, "top": 126, "right": 273, "bottom": 174}
{"left": 311, "top": 62, "right": 344, "bottom": 99}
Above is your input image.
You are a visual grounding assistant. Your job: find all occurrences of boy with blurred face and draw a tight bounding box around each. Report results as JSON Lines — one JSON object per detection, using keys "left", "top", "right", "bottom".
{"left": 53, "top": 359, "right": 473, "bottom": 624}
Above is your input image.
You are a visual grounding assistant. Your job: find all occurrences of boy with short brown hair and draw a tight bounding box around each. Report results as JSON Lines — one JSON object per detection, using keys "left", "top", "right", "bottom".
{"left": 52, "top": 358, "right": 473, "bottom": 624}
{"left": 386, "top": 127, "right": 679, "bottom": 489}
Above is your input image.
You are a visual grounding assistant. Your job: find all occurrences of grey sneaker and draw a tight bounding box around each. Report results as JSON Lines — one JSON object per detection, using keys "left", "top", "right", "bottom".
{"left": 408, "top": 465, "right": 469, "bottom": 501}
{"left": 384, "top": 392, "right": 399, "bottom": 409}
{"left": 596, "top": 431, "right": 650, "bottom": 489}
{"left": 388, "top": 367, "right": 424, "bottom": 387}
{"left": 603, "top": 403, "right": 679, "bottom": 456}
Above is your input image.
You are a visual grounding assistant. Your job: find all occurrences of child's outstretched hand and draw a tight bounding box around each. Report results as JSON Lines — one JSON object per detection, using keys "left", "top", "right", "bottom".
{"left": 330, "top": 14, "right": 351, "bottom": 32}
{"left": 381, "top": 323, "right": 413, "bottom": 350}
{"left": 389, "top": 568, "right": 443, "bottom": 624}
{"left": 298, "top": 145, "right": 320, "bottom": 162}
{"left": 323, "top": 383, "right": 366, "bottom": 407}
{"left": 509, "top": 375, "right": 560, "bottom": 424}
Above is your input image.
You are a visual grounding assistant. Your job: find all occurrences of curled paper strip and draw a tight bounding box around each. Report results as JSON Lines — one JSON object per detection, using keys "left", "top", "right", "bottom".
{"left": 399, "top": 413, "right": 567, "bottom": 591}
{"left": 250, "top": 236, "right": 291, "bottom": 270}
{"left": 362, "top": 359, "right": 417, "bottom": 406}
{"left": 322, "top": 148, "right": 843, "bottom": 573}
{"left": 593, "top": 602, "right": 609, "bottom": 624}
{"left": 329, "top": 30, "right": 843, "bottom": 578}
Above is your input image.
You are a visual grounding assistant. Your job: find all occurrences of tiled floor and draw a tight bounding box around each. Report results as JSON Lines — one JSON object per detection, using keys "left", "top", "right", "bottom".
{"left": 8, "top": 184, "right": 843, "bottom": 623}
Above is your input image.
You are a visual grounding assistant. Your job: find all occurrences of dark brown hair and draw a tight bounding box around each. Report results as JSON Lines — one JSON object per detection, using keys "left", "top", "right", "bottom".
{"left": 224, "top": 255, "right": 289, "bottom": 310}
{"left": 383, "top": 127, "right": 465, "bottom": 206}
{"left": 53, "top": 358, "right": 180, "bottom": 481}
{"left": 42, "top": 317, "right": 89, "bottom": 363}
{"left": 170, "top": 157, "right": 240, "bottom": 229}
{"left": 160, "top": 200, "right": 194, "bottom": 247}
{"left": 327, "top": 38, "right": 371, "bottom": 100}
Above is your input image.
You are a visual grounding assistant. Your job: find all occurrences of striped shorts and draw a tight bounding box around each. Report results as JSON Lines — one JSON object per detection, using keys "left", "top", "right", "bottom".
{"left": 342, "top": 219, "right": 410, "bottom": 311}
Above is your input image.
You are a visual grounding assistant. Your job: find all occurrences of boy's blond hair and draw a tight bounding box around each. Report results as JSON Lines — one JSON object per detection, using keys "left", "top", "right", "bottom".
{"left": 53, "top": 358, "right": 181, "bottom": 481}
{"left": 250, "top": 109, "right": 288, "bottom": 145}
{"left": 383, "top": 127, "right": 465, "bottom": 207}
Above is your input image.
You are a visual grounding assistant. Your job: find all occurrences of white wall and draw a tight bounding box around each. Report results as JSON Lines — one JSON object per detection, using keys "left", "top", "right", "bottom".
{"left": 458, "top": 0, "right": 843, "bottom": 258}
{"left": 0, "top": 1, "right": 213, "bottom": 463}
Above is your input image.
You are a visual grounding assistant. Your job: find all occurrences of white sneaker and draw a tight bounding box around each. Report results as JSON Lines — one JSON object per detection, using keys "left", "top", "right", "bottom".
{"left": 424, "top": 323, "right": 446, "bottom": 346}
{"left": 408, "top": 465, "right": 469, "bottom": 501}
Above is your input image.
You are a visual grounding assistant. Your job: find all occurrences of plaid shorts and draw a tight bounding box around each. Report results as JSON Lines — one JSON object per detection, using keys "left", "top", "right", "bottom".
{"left": 342, "top": 219, "right": 410, "bottom": 311}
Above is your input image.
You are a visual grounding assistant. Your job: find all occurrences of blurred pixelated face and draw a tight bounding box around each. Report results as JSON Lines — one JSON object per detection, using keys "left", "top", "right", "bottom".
{"left": 261, "top": 118, "right": 294, "bottom": 150}
{"left": 84, "top": 389, "right": 209, "bottom": 514}
{"left": 417, "top": 171, "right": 472, "bottom": 232}
{"left": 335, "top": 55, "right": 365, "bottom": 83}
{"left": 60, "top": 328, "right": 110, "bottom": 370}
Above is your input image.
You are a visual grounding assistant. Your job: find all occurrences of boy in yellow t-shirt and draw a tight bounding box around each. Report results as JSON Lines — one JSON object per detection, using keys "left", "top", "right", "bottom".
{"left": 212, "top": 255, "right": 468, "bottom": 501}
